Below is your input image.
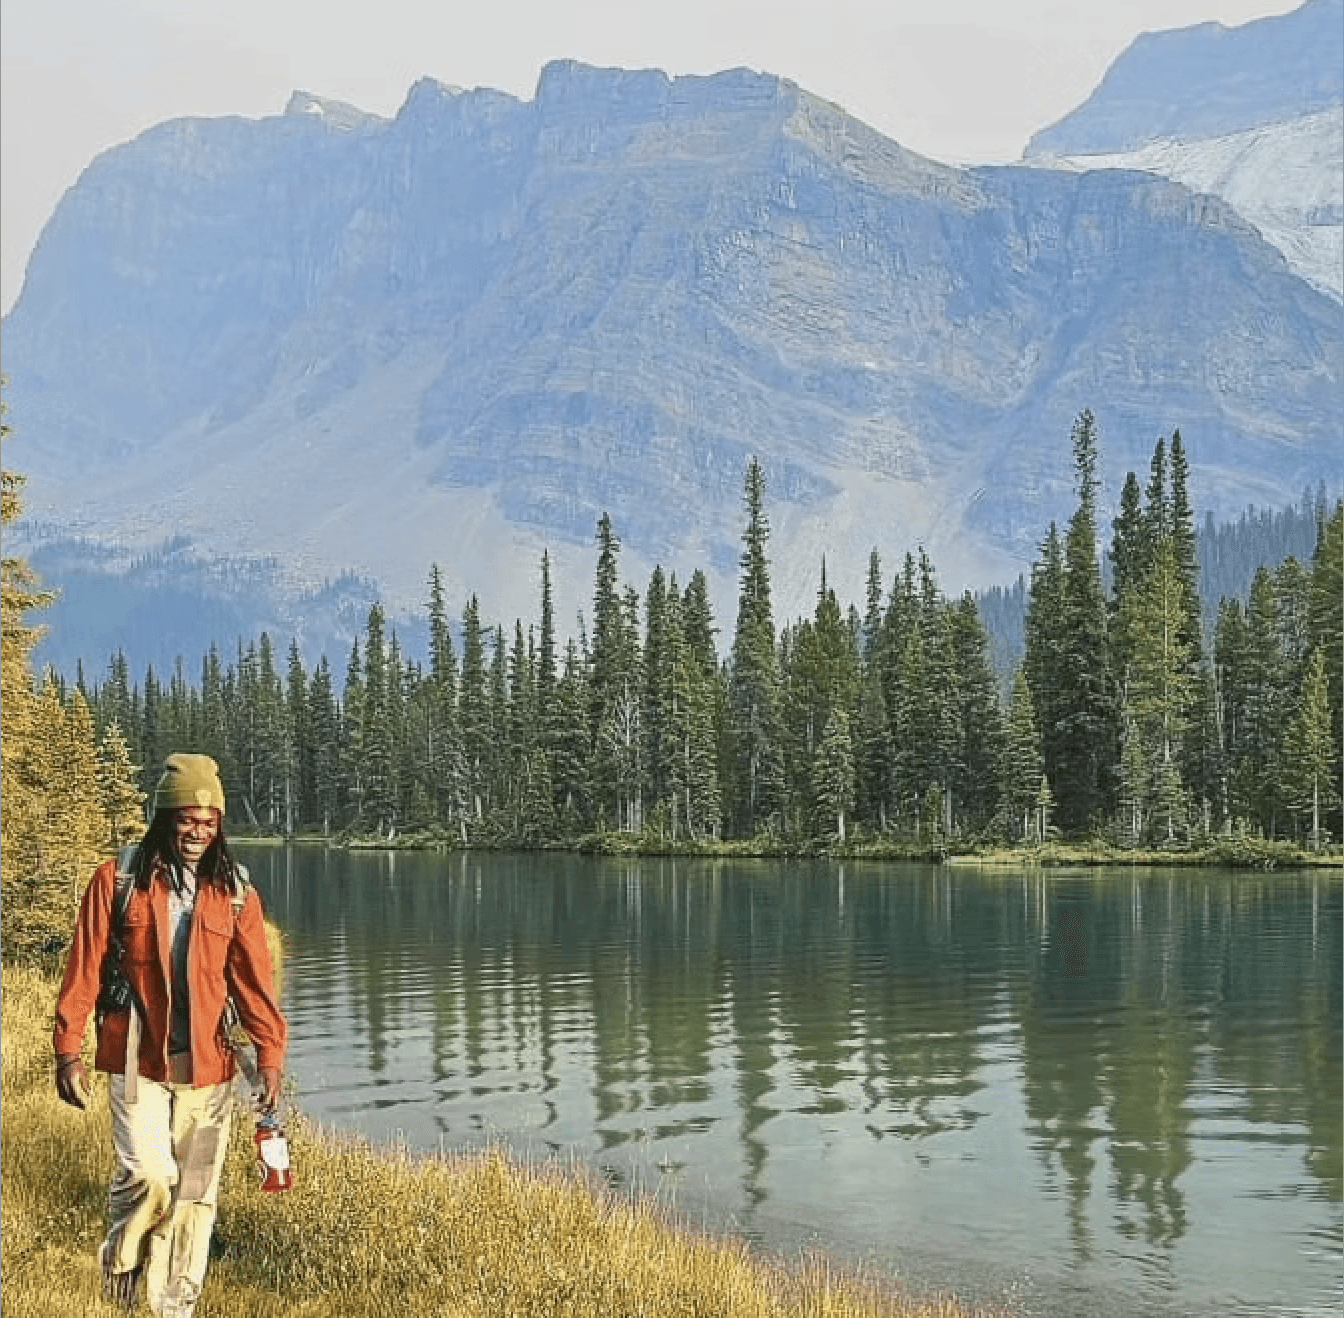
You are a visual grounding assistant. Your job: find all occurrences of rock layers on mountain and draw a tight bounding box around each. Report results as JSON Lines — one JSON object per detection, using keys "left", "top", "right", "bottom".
{"left": 3, "top": 45, "right": 1340, "bottom": 673}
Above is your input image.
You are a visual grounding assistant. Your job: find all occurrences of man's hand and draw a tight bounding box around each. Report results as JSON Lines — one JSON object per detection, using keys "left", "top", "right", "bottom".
{"left": 55, "top": 1055, "right": 90, "bottom": 1110}
{"left": 257, "top": 1065, "right": 282, "bottom": 1114}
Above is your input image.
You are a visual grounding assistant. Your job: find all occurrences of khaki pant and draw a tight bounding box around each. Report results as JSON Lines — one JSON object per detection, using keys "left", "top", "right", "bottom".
{"left": 105, "top": 1060, "right": 233, "bottom": 1317}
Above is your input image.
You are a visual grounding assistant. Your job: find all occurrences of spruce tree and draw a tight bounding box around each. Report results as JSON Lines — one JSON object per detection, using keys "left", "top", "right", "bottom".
{"left": 999, "top": 668, "right": 1043, "bottom": 842}
{"left": 1185, "top": 666, "right": 1229, "bottom": 837}
{"left": 1219, "top": 570, "right": 1291, "bottom": 834}
{"left": 947, "top": 593, "right": 1004, "bottom": 833}
{"left": 727, "top": 458, "right": 785, "bottom": 837}
{"left": 1167, "top": 431, "right": 1202, "bottom": 663}
{"left": 862, "top": 549, "right": 884, "bottom": 662}
{"left": 387, "top": 631, "right": 412, "bottom": 828}
{"left": 58, "top": 688, "right": 111, "bottom": 865}
{"left": 876, "top": 554, "right": 919, "bottom": 828}
{"left": 783, "top": 562, "right": 861, "bottom": 835}
{"left": 199, "top": 645, "right": 231, "bottom": 780}
{"left": 585, "top": 519, "right": 644, "bottom": 831}
{"left": 166, "top": 657, "right": 196, "bottom": 755}
{"left": 1279, "top": 649, "right": 1338, "bottom": 848}
{"left": 1055, "top": 411, "right": 1117, "bottom": 833}
{"left": 285, "top": 640, "right": 311, "bottom": 832}
{"left": 537, "top": 552, "right": 558, "bottom": 712}
{"left": 99, "top": 651, "right": 139, "bottom": 759}
{"left": 253, "top": 633, "right": 290, "bottom": 831}
{"left": 459, "top": 596, "right": 489, "bottom": 824}
{"left": 889, "top": 625, "right": 929, "bottom": 832}
{"left": 505, "top": 619, "right": 538, "bottom": 832}
{"left": 96, "top": 720, "right": 146, "bottom": 848}
{"left": 642, "top": 566, "right": 673, "bottom": 822}
{"left": 811, "top": 708, "right": 856, "bottom": 842}
{"left": 1110, "top": 472, "right": 1147, "bottom": 608}
{"left": 141, "top": 665, "right": 165, "bottom": 798}
{"left": 551, "top": 639, "right": 591, "bottom": 830}
{"left": 307, "top": 655, "right": 341, "bottom": 834}
{"left": 1024, "top": 525, "right": 1066, "bottom": 803}
{"left": 340, "top": 638, "right": 366, "bottom": 829}
{"left": 486, "top": 625, "right": 510, "bottom": 822}
{"left": 679, "top": 573, "right": 723, "bottom": 840}
{"left": 359, "top": 607, "right": 397, "bottom": 834}
{"left": 613, "top": 587, "right": 645, "bottom": 831}
{"left": 425, "top": 565, "right": 465, "bottom": 826}
{"left": 681, "top": 570, "right": 720, "bottom": 683}
{"left": 1116, "top": 712, "right": 1148, "bottom": 849}
{"left": 428, "top": 565, "right": 455, "bottom": 692}
{"left": 1308, "top": 503, "right": 1343, "bottom": 832}
{"left": 4, "top": 676, "right": 108, "bottom": 958}
{"left": 1144, "top": 435, "right": 1169, "bottom": 547}
{"left": 854, "top": 686, "right": 892, "bottom": 838}
{"left": 905, "top": 552, "right": 959, "bottom": 834}
{"left": 1119, "top": 539, "right": 1196, "bottom": 845}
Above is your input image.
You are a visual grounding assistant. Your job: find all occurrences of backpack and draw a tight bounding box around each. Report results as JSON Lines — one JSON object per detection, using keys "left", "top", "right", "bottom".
{"left": 94, "top": 846, "right": 250, "bottom": 1024}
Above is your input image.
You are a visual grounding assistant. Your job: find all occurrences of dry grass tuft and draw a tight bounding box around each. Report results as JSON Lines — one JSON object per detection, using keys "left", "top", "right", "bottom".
{"left": 3, "top": 962, "right": 997, "bottom": 1318}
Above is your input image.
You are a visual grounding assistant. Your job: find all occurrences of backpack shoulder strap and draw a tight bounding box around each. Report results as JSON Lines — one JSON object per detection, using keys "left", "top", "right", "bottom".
{"left": 111, "top": 846, "right": 139, "bottom": 934}
{"left": 229, "top": 862, "right": 251, "bottom": 917}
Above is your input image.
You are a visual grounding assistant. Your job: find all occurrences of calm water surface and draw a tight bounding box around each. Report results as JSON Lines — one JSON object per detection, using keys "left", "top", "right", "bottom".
{"left": 238, "top": 848, "right": 1342, "bottom": 1317}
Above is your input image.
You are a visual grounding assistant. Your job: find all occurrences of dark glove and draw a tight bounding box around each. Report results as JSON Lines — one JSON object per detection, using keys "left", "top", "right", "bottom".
{"left": 55, "top": 1054, "right": 90, "bottom": 1110}
{"left": 257, "top": 1065, "right": 282, "bottom": 1114}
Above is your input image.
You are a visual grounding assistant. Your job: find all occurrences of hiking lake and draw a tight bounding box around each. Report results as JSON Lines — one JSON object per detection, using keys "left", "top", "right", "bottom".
{"left": 236, "top": 847, "right": 1342, "bottom": 1317}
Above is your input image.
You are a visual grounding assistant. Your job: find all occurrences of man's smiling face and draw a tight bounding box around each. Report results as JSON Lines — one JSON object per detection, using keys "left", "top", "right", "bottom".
{"left": 173, "top": 807, "right": 219, "bottom": 867}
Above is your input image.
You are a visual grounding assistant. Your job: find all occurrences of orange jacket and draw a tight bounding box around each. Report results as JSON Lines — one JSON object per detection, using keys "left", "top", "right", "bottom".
{"left": 53, "top": 856, "right": 287, "bottom": 1086}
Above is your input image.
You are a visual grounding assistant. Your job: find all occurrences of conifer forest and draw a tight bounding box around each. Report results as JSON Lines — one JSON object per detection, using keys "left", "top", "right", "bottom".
{"left": 6, "top": 412, "right": 1343, "bottom": 885}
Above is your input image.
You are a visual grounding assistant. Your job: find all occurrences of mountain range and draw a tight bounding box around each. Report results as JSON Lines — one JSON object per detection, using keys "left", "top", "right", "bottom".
{"left": 3, "top": 0, "right": 1340, "bottom": 678}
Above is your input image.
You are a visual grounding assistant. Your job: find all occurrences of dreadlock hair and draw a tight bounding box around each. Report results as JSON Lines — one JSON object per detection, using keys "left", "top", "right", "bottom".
{"left": 129, "top": 809, "right": 241, "bottom": 894}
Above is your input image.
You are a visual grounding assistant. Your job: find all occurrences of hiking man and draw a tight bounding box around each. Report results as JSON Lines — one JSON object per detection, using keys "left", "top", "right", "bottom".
{"left": 53, "top": 753, "right": 288, "bottom": 1317}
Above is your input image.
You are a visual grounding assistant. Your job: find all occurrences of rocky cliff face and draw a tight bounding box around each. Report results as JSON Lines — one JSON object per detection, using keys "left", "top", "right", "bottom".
{"left": 4, "top": 58, "right": 1341, "bottom": 664}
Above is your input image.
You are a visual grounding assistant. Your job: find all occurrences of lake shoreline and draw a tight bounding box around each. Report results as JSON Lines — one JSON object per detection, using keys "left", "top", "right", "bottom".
{"left": 231, "top": 830, "right": 1342, "bottom": 871}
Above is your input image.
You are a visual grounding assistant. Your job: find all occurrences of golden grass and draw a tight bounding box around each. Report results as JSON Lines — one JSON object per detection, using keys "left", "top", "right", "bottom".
{"left": 2, "top": 962, "right": 991, "bottom": 1318}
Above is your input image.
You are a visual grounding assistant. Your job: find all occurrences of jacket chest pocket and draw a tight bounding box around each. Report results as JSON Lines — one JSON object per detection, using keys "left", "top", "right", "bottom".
{"left": 121, "top": 909, "right": 157, "bottom": 965}
{"left": 196, "top": 910, "right": 235, "bottom": 978}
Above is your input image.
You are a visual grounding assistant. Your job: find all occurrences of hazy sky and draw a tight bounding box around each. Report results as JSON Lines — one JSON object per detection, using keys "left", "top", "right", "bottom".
{"left": 0, "top": 0, "right": 1303, "bottom": 311}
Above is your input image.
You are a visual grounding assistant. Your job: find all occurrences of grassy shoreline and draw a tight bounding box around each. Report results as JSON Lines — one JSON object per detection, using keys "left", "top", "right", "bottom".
{"left": 236, "top": 829, "right": 1342, "bottom": 871}
{"left": 2, "top": 961, "right": 991, "bottom": 1318}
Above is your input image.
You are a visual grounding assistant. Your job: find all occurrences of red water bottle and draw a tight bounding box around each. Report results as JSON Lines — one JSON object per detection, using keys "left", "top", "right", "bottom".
{"left": 253, "top": 1113, "right": 293, "bottom": 1193}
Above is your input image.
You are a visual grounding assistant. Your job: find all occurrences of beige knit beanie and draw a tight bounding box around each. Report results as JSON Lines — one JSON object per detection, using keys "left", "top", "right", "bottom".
{"left": 154, "top": 753, "right": 226, "bottom": 816}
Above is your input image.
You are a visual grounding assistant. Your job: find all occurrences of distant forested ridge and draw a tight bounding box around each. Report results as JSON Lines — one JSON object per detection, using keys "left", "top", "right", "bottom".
{"left": 1197, "top": 490, "right": 1333, "bottom": 607}
{"left": 31, "top": 417, "right": 1344, "bottom": 853}
{"left": 975, "top": 483, "right": 1336, "bottom": 687}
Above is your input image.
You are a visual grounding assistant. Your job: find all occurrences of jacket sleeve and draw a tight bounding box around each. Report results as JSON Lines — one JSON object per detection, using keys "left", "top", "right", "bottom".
{"left": 225, "top": 887, "right": 288, "bottom": 1071}
{"left": 52, "top": 860, "right": 117, "bottom": 1058}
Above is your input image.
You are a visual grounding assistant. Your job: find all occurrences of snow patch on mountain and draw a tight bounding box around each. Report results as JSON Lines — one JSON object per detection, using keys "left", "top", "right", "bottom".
{"left": 1033, "top": 108, "right": 1343, "bottom": 299}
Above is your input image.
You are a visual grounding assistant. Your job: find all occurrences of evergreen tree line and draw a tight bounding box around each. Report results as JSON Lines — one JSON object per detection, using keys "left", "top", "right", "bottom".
{"left": 53, "top": 418, "right": 1344, "bottom": 852}
{"left": 1021, "top": 414, "right": 1340, "bottom": 848}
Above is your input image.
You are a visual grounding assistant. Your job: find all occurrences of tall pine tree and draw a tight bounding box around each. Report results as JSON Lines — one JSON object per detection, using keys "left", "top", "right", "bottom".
{"left": 727, "top": 458, "right": 785, "bottom": 837}
{"left": 1053, "top": 411, "right": 1117, "bottom": 833}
